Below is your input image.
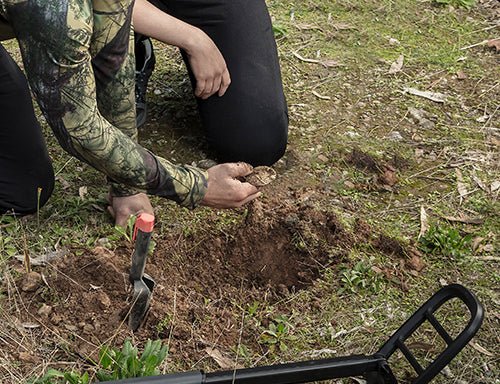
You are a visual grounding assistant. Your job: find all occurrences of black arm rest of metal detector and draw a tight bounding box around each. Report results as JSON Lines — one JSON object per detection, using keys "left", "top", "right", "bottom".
{"left": 106, "top": 284, "right": 483, "bottom": 384}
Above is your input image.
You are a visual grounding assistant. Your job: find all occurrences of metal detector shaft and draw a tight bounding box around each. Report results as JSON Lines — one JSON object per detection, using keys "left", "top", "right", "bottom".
{"left": 105, "top": 284, "right": 483, "bottom": 384}
{"left": 105, "top": 355, "right": 393, "bottom": 384}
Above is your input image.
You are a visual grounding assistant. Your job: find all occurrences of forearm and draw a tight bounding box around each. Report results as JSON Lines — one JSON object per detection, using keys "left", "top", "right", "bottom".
{"left": 6, "top": 0, "right": 207, "bottom": 207}
{"left": 133, "top": 0, "right": 200, "bottom": 54}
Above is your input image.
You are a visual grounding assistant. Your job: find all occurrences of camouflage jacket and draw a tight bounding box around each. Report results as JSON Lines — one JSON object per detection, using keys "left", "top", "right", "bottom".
{"left": 0, "top": 0, "right": 207, "bottom": 208}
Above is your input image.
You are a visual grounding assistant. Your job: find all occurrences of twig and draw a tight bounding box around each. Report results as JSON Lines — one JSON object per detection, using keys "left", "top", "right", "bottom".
{"left": 460, "top": 38, "right": 498, "bottom": 50}
{"left": 292, "top": 51, "right": 321, "bottom": 64}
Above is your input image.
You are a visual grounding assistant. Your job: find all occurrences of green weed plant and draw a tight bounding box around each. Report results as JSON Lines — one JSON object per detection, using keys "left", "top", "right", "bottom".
{"left": 419, "top": 224, "right": 472, "bottom": 260}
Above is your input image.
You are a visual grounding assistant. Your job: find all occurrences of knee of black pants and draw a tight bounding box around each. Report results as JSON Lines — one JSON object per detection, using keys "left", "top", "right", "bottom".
{"left": 207, "top": 107, "right": 288, "bottom": 167}
{"left": 0, "top": 166, "right": 55, "bottom": 215}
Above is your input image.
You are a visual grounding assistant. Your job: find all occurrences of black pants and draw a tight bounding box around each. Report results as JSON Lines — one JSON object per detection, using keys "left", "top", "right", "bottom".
{"left": 1, "top": 0, "right": 287, "bottom": 213}
{"left": 0, "top": 44, "right": 54, "bottom": 215}
{"left": 146, "top": 0, "right": 288, "bottom": 166}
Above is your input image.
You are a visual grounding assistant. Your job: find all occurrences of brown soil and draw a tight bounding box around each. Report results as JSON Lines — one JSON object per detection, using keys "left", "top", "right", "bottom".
{"left": 7, "top": 182, "right": 371, "bottom": 367}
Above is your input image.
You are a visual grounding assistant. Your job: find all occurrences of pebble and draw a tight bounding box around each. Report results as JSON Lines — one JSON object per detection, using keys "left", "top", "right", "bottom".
{"left": 37, "top": 304, "right": 53, "bottom": 317}
{"left": 97, "top": 291, "right": 111, "bottom": 309}
{"left": 387, "top": 131, "right": 403, "bottom": 141}
{"left": 21, "top": 272, "right": 42, "bottom": 292}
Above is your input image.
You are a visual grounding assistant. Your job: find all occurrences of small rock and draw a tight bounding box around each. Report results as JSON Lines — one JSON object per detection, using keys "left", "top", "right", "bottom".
{"left": 441, "top": 366, "right": 454, "bottom": 378}
{"left": 345, "top": 131, "right": 360, "bottom": 138}
{"left": 388, "top": 37, "right": 400, "bottom": 46}
{"left": 317, "top": 154, "right": 329, "bottom": 163}
{"left": 37, "top": 304, "right": 53, "bottom": 317}
{"left": 408, "top": 107, "right": 435, "bottom": 130}
{"left": 387, "top": 131, "right": 403, "bottom": 141}
{"left": 456, "top": 70, "right": 467, "bottom": 80}
{"left": 97, "top": 237, "right": 112, "bottom": 248}
{"left": 153, "top": 89, "right": 162, "bottom": 95}
{"left": 21, "top": 272, "right": 42, "bottom": 292}
{"left": 83, "top": 324, "right": 95, "bottom": 334}
{"left": 97, "top": 291, "right": 111, "bottom": 309}
{"left": 65, "top": 324, "right": 78, "bottom": 332}
{"left": 51, "top": 313, "right": 63, "bottom": 325}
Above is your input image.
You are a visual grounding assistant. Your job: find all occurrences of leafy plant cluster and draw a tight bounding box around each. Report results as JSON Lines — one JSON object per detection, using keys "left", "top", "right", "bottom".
{"left": 419, "top": 224, "right": 472, "bottom": 260}
{"left": 339, "top": 261, "right": 384, "bottom": 294}
{"left": 33, "top": 340, "right": 168, "bottom": 383}
{"left": 259, "top": 315, "right": 295, "bottom": 352}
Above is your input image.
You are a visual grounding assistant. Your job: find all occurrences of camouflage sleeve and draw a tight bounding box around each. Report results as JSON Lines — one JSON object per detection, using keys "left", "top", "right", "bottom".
{"left": 3, "top": 0, "right": 207, "bottom": 208}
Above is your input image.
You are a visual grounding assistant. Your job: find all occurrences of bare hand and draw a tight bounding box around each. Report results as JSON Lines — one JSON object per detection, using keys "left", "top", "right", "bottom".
{"left": 107, "top": 192, "right": 154, "bottom": 227}
{"left": 201, "top": 163, "right": 261, "bottom": 209}
{"left": 186, "top": 29, "right": 231, "bottom": 100}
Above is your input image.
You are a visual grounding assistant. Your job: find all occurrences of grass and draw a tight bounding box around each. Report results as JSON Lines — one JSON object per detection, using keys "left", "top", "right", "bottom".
{"left": 1, "top": 0, "right": 499, "bottom": 382}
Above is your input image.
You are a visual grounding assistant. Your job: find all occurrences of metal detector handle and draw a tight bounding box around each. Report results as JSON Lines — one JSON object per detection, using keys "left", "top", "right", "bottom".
{"left": 130, "top": 213, "right": 155, "bottom": 282}
{"left": 376, "top": 284, "right": 483, "bottom": 384}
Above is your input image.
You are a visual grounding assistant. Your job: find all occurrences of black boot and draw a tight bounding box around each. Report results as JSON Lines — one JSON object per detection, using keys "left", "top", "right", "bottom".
{"left": 135, "top": 37, "right": 156, "bottom": 128}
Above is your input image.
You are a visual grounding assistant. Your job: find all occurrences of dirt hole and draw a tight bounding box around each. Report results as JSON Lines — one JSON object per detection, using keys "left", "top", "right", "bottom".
{"left": 10, "top": 199, "right": 362, "bottom": 361}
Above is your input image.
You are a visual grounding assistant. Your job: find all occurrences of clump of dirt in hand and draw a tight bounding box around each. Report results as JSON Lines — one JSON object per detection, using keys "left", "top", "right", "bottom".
{"left": 245, "top": 166, "right": 277, "bottom": 187}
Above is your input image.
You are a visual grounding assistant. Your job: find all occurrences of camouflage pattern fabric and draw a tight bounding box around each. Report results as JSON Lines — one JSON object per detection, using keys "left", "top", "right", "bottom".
{"left": 0, "top": 0, "right": 207, "bottom": 208}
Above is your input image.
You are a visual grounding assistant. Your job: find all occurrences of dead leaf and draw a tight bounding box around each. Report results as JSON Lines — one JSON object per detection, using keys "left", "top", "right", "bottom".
{"left": 379, "top": 168, "right": 397, "bottom": 187}
{"left": 312, "top": 90, "right": 331, "bottom": 100}
{"left": 56, "top": 175, "right": 71, "bottom": 190}
{"left": 295, "top": 23, "right": 322, "bottom": 31}
{"left": 455, "top": 169, "right": 468, "bottom": 199}
{"left": 319, "top": 59, "right": 340, "bottom": 68}
{"left": 79, "top": 186, "right": 88, "bottom": 200}
{"left": 483, "top": 244, "right": 494, "bottom": 253}
{"left": 441, "top": 214, "right": 484, "bottom": 225}
{"left": 403, "top": 87, "right": 447, "bottom": 103}
{"left": 292, "top": 51, "right": 341, "bottom": 68}
{"left": 418, "top": 206, "right": 429, "bottom": 239}
{"left": 491, "top": 181, "right": 500, "bottom": 193}
{"left": 22, "top": 322, "right": 40, "bottom": 329}
{"left": 472, "top": 172, "right": 489, "bottom": 193}
{"left": 415, "top": 148, "right": 424, "bottom": 163}
{"left": 330, "top": 22, "right": 354, "bottom": 31}
{"left": 292, "top": 51, "right": 321, "bottom": 64}
{"left": 388, "top": 54, "right": 404, "bottom": 74}
{"left": 456, "top": 70, "right": 467, "bottom": 80}
{"left": 14, "top": 249, "right": 68, "bottom": 266}
{"left": 407, "top": 341, "right": 434, "bottom": 351}
{"left": 486, "top": 38, "right": 500, "bottom": 52}
{"left": 472, "top": 237, "right": 484, "bottom": 251}
{"left": 205, "top": 348, "right": 241, "bottom": 370}
{"left": 470, "top": 341, "right": 494, "bottom": 357}
{"left": 407, "top": 248, "right": 425, "bottom": 272}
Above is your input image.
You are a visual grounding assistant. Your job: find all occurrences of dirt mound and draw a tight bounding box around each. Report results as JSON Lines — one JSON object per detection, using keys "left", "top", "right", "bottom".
{"left": 11, "top": 197, "right": 356, "bottom": 362}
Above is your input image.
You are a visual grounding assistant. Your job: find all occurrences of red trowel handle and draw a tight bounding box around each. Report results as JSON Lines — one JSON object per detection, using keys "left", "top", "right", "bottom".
{"left": 130, "top": 213, "right": 155, "bottom": 282}
{"left": 133, "top": 213, "right": 155, "bottom": 241}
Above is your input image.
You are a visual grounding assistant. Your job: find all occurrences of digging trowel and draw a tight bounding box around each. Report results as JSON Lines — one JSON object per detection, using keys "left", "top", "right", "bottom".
{"left": 128, "top": 213, "right": 155, "bottom": 331}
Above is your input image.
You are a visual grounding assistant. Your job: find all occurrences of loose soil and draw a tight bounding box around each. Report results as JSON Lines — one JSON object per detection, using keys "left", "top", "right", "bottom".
{"left": 8, "top": 180, "right": 408, "bottom": 372}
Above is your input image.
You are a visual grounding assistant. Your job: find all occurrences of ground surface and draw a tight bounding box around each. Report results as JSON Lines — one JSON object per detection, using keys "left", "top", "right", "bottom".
{"left": 0, "top": 0, "right": 498, "bottom": 383}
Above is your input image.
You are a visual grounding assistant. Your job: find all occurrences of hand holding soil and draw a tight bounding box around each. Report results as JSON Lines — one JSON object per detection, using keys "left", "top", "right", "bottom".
{"left": 201, "top": 162, "right": 261, "bottom": 208}
{"left": 244, "top": 166, "right": 277, "bottom": 187}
